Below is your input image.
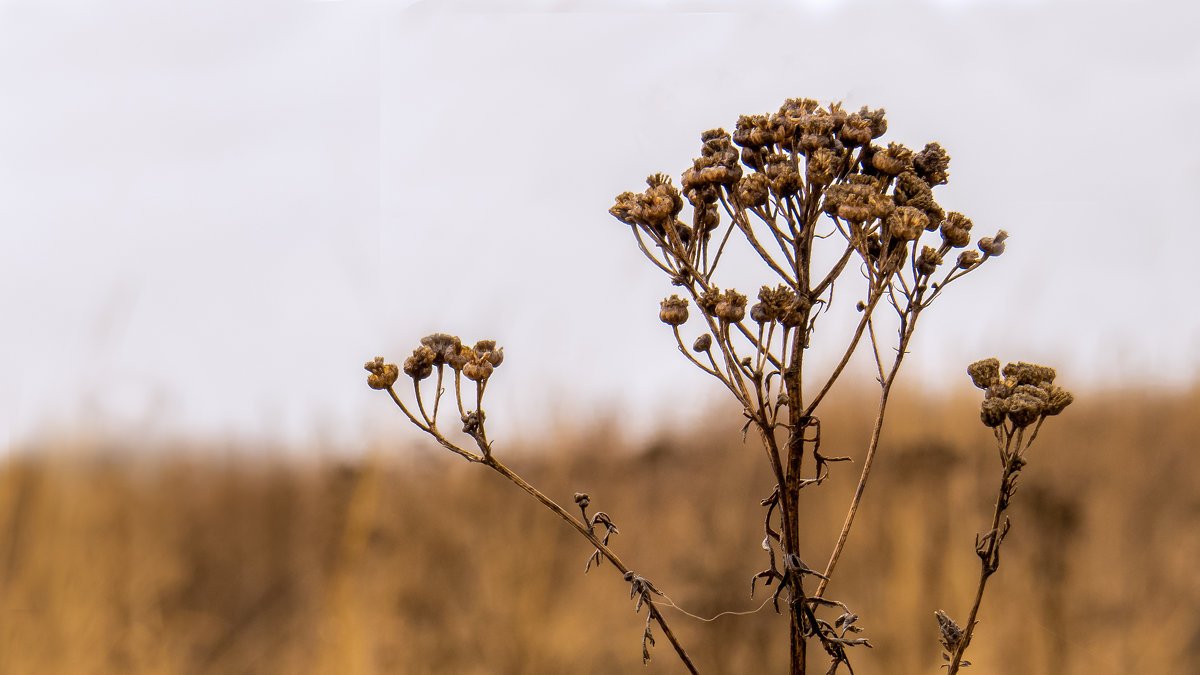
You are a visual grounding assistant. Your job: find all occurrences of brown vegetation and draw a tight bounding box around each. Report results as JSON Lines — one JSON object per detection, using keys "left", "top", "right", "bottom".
{"left": 1, "top": 384, "right": 1197, "bottom": 674}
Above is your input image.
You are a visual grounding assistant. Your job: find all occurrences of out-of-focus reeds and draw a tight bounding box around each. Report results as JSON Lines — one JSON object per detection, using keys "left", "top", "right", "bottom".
{"left": 2, "top": 384, "right": 1197, "bottom": 674}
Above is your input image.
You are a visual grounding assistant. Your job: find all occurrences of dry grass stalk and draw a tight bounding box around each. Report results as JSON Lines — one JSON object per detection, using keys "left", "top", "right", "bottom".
{"left": 366, "top": 97, "right": 1071, "bottom": 673}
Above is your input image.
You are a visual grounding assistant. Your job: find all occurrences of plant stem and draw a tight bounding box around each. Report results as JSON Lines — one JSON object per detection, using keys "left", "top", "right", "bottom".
{"left": 947, "top": 445, "right": 1021, "bottom": 674}
{"left": 482, "top": 457, "right": 699, "bottom": 674}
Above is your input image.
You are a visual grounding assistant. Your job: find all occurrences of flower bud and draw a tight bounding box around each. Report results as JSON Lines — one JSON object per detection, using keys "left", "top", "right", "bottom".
{"left": 692, "top": 334, "right": 712, "bottom": 352}
{"left": 364, "top": 357, "right": 400, "bottom": 390}
{"left": 659, "top": 295, "right": 689, "bottom": 326}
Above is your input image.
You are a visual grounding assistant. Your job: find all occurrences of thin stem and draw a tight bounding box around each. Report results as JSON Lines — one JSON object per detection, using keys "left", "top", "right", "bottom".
{"left": 482, "top": 456, "right": 699, "bottom": 674}
{"left": 814, "top": 308, "right": 919, "bottom": 597}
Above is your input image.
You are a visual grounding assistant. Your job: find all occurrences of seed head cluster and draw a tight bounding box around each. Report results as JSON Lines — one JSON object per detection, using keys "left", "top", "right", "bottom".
{"left": 968, "top": 358, "right": 1073, "bottom": 429}
{"left": 366, "top": 333, "right": 505, "bottom": 390}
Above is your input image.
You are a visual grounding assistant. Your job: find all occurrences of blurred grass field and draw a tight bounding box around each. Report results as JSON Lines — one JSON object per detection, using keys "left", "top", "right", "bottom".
{"left": 2, "top": 384, "right": 1198, "bottom": 674}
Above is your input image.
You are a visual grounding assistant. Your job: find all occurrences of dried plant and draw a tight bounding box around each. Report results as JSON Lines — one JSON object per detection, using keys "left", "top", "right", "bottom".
{"left": 936, "top": 359, "right": 1074, "bottom": 673}
{"left": 365, "top": 97, "right": 1071, "bottom": 673}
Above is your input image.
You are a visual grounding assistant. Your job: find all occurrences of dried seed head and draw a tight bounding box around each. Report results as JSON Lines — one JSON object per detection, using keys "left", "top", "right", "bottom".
{"left": 750, "top": 302, "right": 773, "bottom": 324}
{"left": 765, "top": 153, "right": 802, "bottom": 196}
{"left": 917, "top": 245, "right": 942, "bottom": 276}
{"left": 806, "top": 147, "right": 839, "bottom": 186}
{"left": 732, "top": 114, "right": 773, "bottom": 149}
{"left": 935, "top": 610, "right": 965, "bottom": 654}
{"left": 913, "top": 142, "right": 951, "bottom": 186}
{"left": 473, "top": 339, "right": 504, "bottom": 368}
{"left": 967, "top": 358, "right": 1001, "bottom": 389}
{"left": 860, "top": 106, "right": 888, "bottom": 139}
{"left": 979, "top": 230, "right": 1009, "bottom": 256}
{"left": 1044, "top": 385, "right": 1075, "bottom": 415}
{"left": 697, "top": 287, "right": 721, "bottom": 314}
{"left": 872, "top": 142, "right": 913, "bottom": 175}
{"left": 421, "top": 333, "right": 462, "bottom": 366}
{"left": 574, "top": 492, "right": 590, "bottom": 509}
{"left": 447, "top": 344, "right": 473, "bottom": 371}
{"left": 940, "top": 211, "right": 973, "bottom": 248}
{"left": 364, "top": 357, "right": 400, "bottom": 390}
{"left": 692, "top": 333, "right": 712, "bottom": 352}
{"left": 714, "top": 289, "right": 747, "bottom": 322}
{"left": 1004, "top": 361, "right": 1053, "bottom": 386}
{"left": 887, "top": 206, "right": 928, "bottom": 241}
{"left": 957, "top": 249, "right": 980, "bottom": 269}
{"left": 980, "top": 397, "right": 1008, "bottom": 427}
{"left": 403, "top": 346, "right": 436, "bottom": 381}
{"left": 736, "top": 173, "right": 771, "bottom": 207}
{"left": 659, "top": 295, "right": 690, "bottom": 326}
{"left": 462, "top": 352, "right": 495, "bottom": 382}
{"left": 1007, "top": 391, "right": 1045, "bottom": 427}
{"left": 839, "top": 113, "right": 874, "bottom": 147}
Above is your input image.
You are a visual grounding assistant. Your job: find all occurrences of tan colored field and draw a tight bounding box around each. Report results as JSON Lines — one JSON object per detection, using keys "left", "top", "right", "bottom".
{"left": 2, "top": 385, "right": 1197, "bottom": 674}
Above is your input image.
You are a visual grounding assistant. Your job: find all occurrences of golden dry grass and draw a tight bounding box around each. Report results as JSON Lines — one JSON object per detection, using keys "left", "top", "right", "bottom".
{"left": 2, "top": 384, "right": 1198, "bottom": 674}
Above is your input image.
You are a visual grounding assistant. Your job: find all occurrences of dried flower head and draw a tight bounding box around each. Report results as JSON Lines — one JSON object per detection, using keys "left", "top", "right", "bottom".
{"left": 979, "top": 230, "right": 1009, "bottom": 256}
{"left": 659, "top": 295, "right": 690, "bottom": 326}
{"left": 714, "top": 289, "right": 747, "bottom": 322}
{"left": 473, "top": 339, "right": 504, "bottom": 368}
{"left": 917, "top": 245, "right": 943, "bottom": 276}
{"left": 421, "top": 333, "right": 462, "bottom": 366}
{"left": 364, "top": 357, "right": 399, "bottom": 390}
{"left": 940, "top": 212, "right": 973, "bottom": 248}
{"left": 957, "top": 250, "right": 980, "bottom": 269}
{"left": 1043, "top": 385, "right": 1075, "bottom": 415}
{"left": 692, "top": 333, "right": 712, "bottom": 352}
{"left": 403, "top": 346, "right": 436, "bottom": 381}
{"left": 872, "top": 142, "right": 913, "bottom": 175}
{"left": 967, "top": 358, "right": 1001, "bottom": 389}
{"left": 913, "top": 142, "right": 951, "bottom": 186}
{"left": 887, "top": 206, "right": 928, "bottom": 241}
{"left": 736, "top": 173, "right": 771, "bottom": 207}
{"left": 462, "top": 352, "right": 495, "bottom": 382}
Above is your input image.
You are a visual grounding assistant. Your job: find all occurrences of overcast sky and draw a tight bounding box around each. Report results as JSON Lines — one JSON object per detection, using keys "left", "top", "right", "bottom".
{"left": 1, "top": 0, "right": 1197, "bottom": 451}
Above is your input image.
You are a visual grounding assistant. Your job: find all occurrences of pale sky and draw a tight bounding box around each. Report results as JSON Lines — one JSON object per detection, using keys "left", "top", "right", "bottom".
{"left": 2, "top": 0, "right": 1197, "bottom": 451}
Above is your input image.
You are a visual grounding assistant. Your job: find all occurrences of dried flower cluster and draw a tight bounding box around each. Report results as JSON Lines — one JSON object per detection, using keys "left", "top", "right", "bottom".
{"left": 609, "top": 98, "right": 1015, "bottom": 673}
{"left": 937, "top": 359, "right": 1074, "bottom": 673}
{"left": 367, "top": 96, "right": 1070, "bottom": 675}
{"left": 968, "top": 358, "right": 1074, "bottom": 429}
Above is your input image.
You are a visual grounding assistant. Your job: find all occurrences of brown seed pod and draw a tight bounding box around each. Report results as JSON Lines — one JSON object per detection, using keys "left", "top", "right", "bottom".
{"left": 692, "top": 334, "right": 713, "bottom": 352}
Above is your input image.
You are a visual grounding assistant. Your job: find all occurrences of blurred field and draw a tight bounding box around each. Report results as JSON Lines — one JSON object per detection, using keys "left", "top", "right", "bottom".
{"left": 2, "top": 384, "right": 1198, "bottom": 674}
